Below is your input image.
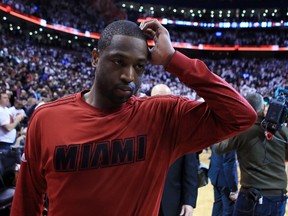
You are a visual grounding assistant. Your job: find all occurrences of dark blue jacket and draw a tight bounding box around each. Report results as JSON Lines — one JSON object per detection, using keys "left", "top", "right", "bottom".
{"left": 208, "top": 145, "right": 238, "bottom": 192}
{"left": 159, "top": 153, "right": 198, "bottom": 216}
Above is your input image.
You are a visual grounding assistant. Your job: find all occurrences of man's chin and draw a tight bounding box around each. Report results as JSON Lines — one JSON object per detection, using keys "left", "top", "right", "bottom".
{"left": 114, "top": 96, "right": 131, "bottom": 106}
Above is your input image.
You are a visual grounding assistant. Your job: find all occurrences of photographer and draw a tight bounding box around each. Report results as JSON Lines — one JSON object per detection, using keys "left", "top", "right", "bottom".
{"left": 214, "top": 92, "right": 288, "bottom": 216}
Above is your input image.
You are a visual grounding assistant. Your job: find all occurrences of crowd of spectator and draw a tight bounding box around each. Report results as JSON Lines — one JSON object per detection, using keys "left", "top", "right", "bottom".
{"left": 1, "top": 20, "right": 287, "bottom": 104}
{"left": 166, "top": 27, "right": 288, "bottom": 47}
{"left": 1, "top": 0, "right": 288, "bottom": 47}
{"left": 1, "top": 0, "right": 124, "bottom": 33}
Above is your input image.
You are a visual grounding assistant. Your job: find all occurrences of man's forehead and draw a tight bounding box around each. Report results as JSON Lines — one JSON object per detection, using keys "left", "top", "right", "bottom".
{"left": 110, "top": 34, "right": 147, "bottom": 46}
{"left": 103, "top": 35, "right": 149, "bottom": 58}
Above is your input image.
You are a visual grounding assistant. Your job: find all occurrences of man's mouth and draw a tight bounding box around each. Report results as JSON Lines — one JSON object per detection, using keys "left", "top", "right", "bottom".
{"left": 115, "top": 86, "right": 133, "bottom": 98}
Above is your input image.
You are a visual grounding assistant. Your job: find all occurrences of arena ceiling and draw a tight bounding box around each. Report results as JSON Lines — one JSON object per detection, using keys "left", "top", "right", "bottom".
{"left": 115, "top": 0, "right": 287, "bottom": 9}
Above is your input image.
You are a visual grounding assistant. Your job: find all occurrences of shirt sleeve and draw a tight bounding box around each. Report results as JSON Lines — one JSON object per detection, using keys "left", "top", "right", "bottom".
{"left": 165, "top": 51, "right": 257, "bottom": 157}
{"left": 214, "top": 139, "right": 238, "bottom": 154}
{"left": 0, "top": 108, "right": 11, "bottom": 126}
{"left": 10, "top": 114, "right": 47, "bottom": 216}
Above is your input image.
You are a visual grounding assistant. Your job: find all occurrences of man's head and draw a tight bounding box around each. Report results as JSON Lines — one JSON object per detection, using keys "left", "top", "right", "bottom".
{"left": 97, "top": 20, "right": 147, "bottom": 53}
{"left": 14, "top": 99, "right": 23, "bottom": 109}
{"left": 0, "top": 92, "right": 10, "bottom": 107}
{"left": 151, "top": 84, "right": 172, "bottom": 96}
{"left": 91, "top": 20, "right": 149, "bottom": 108}
{"left": 245, "top": 92, "right": 265, "bottom": 116}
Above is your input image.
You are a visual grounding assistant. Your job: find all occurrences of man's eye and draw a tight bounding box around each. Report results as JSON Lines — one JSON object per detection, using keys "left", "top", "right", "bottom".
{"left": 135, "top": 64, "right": 145, "bottom": 70}
{"left": 113, "top": 59, "right": 123, "bottom": 65}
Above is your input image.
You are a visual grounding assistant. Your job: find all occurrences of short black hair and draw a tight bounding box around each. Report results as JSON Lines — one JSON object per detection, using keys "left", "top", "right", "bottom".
{"left": 98, "top": 20, "right": 147, "bottom": 52}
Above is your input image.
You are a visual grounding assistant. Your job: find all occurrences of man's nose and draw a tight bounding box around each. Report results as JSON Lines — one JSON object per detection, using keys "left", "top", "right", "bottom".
{"left": 121, "top": 66, "right": 135, "bottom": 83}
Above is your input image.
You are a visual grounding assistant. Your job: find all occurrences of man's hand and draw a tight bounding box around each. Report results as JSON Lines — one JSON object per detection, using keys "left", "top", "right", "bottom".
{"left": 15, "top": 113, "right": 25, "bottom": 123}
{"left": 139, "top": 19, "right": 175, "bottom": 66}
{"left": 229, "top": 191, "right": 238, "bottom": 201}
{"left": 179, "top": 205, "right": 194, "bottom": 216}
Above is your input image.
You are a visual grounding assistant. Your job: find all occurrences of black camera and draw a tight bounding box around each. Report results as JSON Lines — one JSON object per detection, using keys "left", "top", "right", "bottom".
{"left": 262, "top": 87, "right": 288, "bottom": 134}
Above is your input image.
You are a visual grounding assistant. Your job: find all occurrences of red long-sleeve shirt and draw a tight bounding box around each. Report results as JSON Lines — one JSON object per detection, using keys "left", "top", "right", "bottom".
{"left": 11, "top": 51, "right": 256, "bottom": 216}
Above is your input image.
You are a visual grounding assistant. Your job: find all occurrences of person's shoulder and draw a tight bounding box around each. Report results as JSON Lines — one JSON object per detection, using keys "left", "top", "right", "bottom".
{"left": 31, "top": 93, "right": 78, "bottom": 118}
{"left": 279, "top": 125, "right": 288, "bottom": 137}
{"left": 0, "top": 106, "right": 9, "bottom": 114}
{"left": 8, "top": 106, "right": 15, "bottom": 111}
{"left": 40, "top": 93, "right": 77, "bottom": 109}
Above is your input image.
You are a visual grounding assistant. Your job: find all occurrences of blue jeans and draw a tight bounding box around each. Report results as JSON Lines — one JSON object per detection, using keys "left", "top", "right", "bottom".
{"left": 0, "top": 142, "right": 12, "bottom": 151}
{"left": 212, "top": 186, "right": 235, "bottom": 216}
{"left": 233, "top": 192, "right": 287, "bottom": 216}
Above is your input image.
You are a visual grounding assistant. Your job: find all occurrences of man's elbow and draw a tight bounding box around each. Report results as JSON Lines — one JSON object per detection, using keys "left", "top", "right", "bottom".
{"left": 244, "top": 108, "right": 257, "bottom": 129}
{"left": 235, "top": 104, "right": 257, "bottom": 132}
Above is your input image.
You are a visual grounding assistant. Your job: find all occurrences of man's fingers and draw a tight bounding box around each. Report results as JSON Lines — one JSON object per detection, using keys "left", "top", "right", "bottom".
{"left": 139, "top": 19, "right": 160, "bottom": 32}
{"left": 145, "top": 28, "right": 156, "bottom": 39}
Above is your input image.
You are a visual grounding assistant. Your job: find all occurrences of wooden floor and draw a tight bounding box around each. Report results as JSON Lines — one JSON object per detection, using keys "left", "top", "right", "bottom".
{"left": 194, "top": 150, "right": 288, "bottom": 216}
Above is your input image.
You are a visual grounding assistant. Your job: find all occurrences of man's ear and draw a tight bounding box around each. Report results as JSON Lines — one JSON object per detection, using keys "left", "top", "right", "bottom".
{"left": 91, "top": 48, "right": 99, "bottom": 68}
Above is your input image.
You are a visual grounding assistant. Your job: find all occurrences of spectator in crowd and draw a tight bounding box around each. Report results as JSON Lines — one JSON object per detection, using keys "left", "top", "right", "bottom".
{"left": 8, "top": 98, "right": 26, "bottom": 119}
{"left": 0, "top": 92, "right": 25, "bottom": 150}
{"left": 214, "top": 92, "right": 288, "bottom": 216}
{"left": 208, "top": 145, "right": 238, "bottom": 216}
{"left": 10, "top": 19, "right": 256, "bottom": 215}
{"left": 151, "top": 84, "right": 199, "bottom": 216}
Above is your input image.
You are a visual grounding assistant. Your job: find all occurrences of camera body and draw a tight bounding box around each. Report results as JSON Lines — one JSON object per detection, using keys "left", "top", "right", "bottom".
{"left": 262, "top": 87, "right": 288, "bottom": 134}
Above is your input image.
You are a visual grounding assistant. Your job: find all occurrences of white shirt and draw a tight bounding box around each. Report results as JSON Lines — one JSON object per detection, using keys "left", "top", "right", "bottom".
{"left": 0, "top": 106, "right": 17, "bottom": 143}
{"left": 9, "top": 106, "right": 27, "bottom": 119}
